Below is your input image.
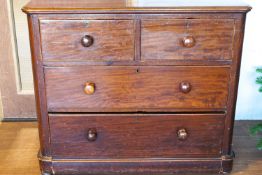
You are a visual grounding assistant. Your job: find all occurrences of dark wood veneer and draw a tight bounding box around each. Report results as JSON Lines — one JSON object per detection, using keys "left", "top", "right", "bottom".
{"left": 23, "top": 0, "right": 251, "bottom": 174}
{"left": 40, "top": 19, "right": 135, "bottom": 62}
{"left": 49, "top": 113, "right": 225, "bottom": 159}
{"left": 44, "top": 66, "right": 230, "bottom": 112}
{"left": 141, "top": 19, "right": 235, "bottom": 61}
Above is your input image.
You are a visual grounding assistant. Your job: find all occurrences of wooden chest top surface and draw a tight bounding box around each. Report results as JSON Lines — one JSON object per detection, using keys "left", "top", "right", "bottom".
{"left": 22, "top": 0, "right": 251, "bottom": 14}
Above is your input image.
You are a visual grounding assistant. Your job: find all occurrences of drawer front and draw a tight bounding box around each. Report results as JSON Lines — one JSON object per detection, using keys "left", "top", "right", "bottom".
{"left": 50, "top": 114, "right": 225, "bottom": 159}
{"left": 40, "top": 20, "right": 135, "bottom": 61}
{"left": 44, "top": 66, "right": 230, "bottom": 112}
{"left": 141, "top": 19, "right": 234, "bottom": 61}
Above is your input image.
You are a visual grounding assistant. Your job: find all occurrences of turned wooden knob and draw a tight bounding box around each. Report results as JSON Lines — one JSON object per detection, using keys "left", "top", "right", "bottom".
{"left": 182, "top": 36, "right": 195, "bottom": 48}
{"left": 179, "top": 82, "right": 192, "bottom": 93}
{"left": 81, "top": 35, "right": 94, "bottom": 47}
{"left": 84, "top": 82, "right": 95, "bottom": 95}
{"left": 177, "top": 128, "right": 188, "bottom": 140}
{"left": 87, "top": 128, "right": 97, "bottom": 141}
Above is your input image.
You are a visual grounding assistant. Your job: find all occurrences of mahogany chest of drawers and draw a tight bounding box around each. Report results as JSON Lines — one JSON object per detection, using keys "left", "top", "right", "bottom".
{"left": 23, "top": 0, "right": 251, "bottom": 174}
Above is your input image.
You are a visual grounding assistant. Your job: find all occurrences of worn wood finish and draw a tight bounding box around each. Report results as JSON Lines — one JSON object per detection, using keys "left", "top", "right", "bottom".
{"left": 141, "top": 19, "right": 234, "bottom": 61}
{"left": 23, "top": 0, "right": 251, "bottom": 174}
{"left": 27, "top": 15, "right": 51, "bottom": 157}
{"left": 49, "top": 114, "right": 225, "bottom": 159}
{"left": 223, "top": 15, "right": 247, "bottom": 155}
{"left": 51, "top": 159, "right": 225, "bottom": 175}
{"left": 40, "top": 19, "right": 135, "bottom": 62}
{"left": 45, "top": 66, "right": 230, "bottom": 112}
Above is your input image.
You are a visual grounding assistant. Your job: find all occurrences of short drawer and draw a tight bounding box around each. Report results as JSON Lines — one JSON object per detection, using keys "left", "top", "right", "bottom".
{"left": 39, "top": 19, "right": 135, "bottom": 62}
{"left": 49, "top": 114, "right": 225, "bottom": 159}
{"left": 44, "top": 66, "right": 230, "bottom": 112}
{"left": 141, "top": 19, "right": 234, "bottom": 61}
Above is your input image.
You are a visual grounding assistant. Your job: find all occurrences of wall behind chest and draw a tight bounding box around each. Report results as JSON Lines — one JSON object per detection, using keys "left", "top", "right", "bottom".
{"left": 0, "top": 0, "right": 35, "bottom": 120}
{"left": 236, "top": 0, "right": 262, "bottom": 120}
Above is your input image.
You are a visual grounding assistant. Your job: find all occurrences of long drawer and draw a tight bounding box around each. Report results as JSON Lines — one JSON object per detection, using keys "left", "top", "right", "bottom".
{"left": 49, "top": 113, "right": 225, "bottom": 159}
{"left": 44, "top": 66, "right": 230, "bottom": 112}
{"left": 45, "top": 66, "right": 229, "bottom": 112}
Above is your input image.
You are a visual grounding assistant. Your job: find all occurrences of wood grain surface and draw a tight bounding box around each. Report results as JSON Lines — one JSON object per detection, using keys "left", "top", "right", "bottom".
{"left": 44, "top": 66, "right": 230, "bottom": 112}
{"left": 49, "top": 113, "right": 225, "bottom": 159}
{"left": 22, "top": 1, "right": 251, "bottom": 173}
{"left": 28, "top": 15, "right": 51, "bottom": 156}
{"left": 22, "top": 0, "right": 252, "bottom": 14}
{"left": 40, "top": 19, "right": 135, "bottom": 62}
{"left": 141, "top": 19, "right": 234, "bottom": 61}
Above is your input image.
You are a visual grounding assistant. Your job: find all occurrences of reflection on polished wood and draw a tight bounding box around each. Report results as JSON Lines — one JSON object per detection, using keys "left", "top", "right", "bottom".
{"left": 0, "top": 121, "right": 261, "bottom": 175}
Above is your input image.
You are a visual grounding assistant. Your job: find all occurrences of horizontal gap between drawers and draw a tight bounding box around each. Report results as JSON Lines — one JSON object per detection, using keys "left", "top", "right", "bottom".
{"left": 48, "top": 111, "right": 226, "bottom": 115}
{"left": 42, "top": 60, "right": 232, "bottom": 67}
{"left": 50, "top": 157, "right": 224, "bottom": 163}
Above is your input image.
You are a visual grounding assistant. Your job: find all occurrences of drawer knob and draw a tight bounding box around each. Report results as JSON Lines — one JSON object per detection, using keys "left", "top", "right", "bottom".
{"left": 182, "top": 36, "right": 195, "bottom": 48}
{"left": 84, "top": 82, "right": 95, "bottom": 95}
{"left": 81, "top": 35, "right": 94, "bottom": 47}
{"left": 177, "top": 128, "right": 188, "bottom": 140}
{"left": 87, "top": 128, "right": 97, "bottom": 141}
{"left": 179, "top": 82, "right": 192, "bottom": 93}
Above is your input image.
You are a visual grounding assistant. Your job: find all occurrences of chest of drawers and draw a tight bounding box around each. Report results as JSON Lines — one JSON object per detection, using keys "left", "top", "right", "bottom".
{"left": 23, "top": 0, "right": 251, "bottom": 174}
